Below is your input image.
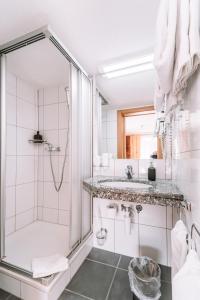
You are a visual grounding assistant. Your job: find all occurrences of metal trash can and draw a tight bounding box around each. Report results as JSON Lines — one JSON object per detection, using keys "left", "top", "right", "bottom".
{"left": 128, "top": 256, "right": 161, "bottom": 300}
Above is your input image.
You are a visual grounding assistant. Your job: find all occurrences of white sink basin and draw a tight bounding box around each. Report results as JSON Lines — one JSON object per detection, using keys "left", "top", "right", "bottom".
{"left": 100, "top": 181, "right": 152, "bottom": 189}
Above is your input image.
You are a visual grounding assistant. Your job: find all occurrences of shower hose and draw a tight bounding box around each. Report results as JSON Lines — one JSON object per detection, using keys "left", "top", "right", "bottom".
{"left": 49, "top": 87, "right": 70, "bottom": 192}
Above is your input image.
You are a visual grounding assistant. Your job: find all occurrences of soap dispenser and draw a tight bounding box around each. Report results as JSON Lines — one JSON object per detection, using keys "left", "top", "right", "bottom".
{"left": 148, "top": 160, "right": 156, "bottom": 181}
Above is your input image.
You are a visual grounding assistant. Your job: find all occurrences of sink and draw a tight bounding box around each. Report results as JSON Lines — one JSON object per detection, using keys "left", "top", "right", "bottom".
{"left": 99, "top": 181, "right": 152, "bottom": 189}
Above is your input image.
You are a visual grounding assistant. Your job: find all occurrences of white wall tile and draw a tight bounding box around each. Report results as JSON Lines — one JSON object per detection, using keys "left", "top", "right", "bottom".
{"left": 6, "top": 93, "right": 16, "bottom": 125}
{"left": 17, "top": 99, "right": 36, "bottom": 130}
{"left": 44, "top": 87, "right": 59, "bottom": 105}
{"left": 59, "top": 183, "right": 71, "bottom": 211}
{"left": 43, "top": 182, "right": 58, "bottom": 209}
{"left": 139, "top": 204, "right": 166, "bottom": 228}
{"left": 43, "top": 130, "right": 59, "bottom": 155}
{"left": 17, "top": 128, "right": 35, "bottom": 156}
{"left": 59, "top": 156, "right": 70, "bottom": 182}
{"left": 43, "top": 207, "right": 58, "bottom": 223}
{"left": 6, "top": 125, "right": 16, "bottom": 155}
{"left": 93, "top": 217, "right": 114, "bottom": 252}
{"left": 59, "top": 85, "right": 68, "bottom": 103}
{"left": 17, "top": 78, "right": 35, "bottom": 104}
{"left": 5, "top": 217, "right": 15, "bottom": 236}
{"left": 44, "top": 104, "right": 58, "bottom": 130}
{"left": 16, "top": 183, "right": 35, "bottom": 214}
{"left": 107, "top": 122, "right": 117, "bottom": 139}
{"left": 107, "top": 110, "right": 117, "bottom": 122}
{"left": 37, "top": 207, "right": 43, "bottom": 220}
{"left": 16, "top": 209, "right": 34, "bottom": 230}
{"left": 59, "top": 210, "right": 70, "bottom": 226}
{"left": 140, "top": 225, "right": 167, "bottom": 265}
{"left": 6, "top": 73, "right": 16, "bottom": 96}
{"left": 114, "top": 159, "right": 139, "bottom": 177}
{"left": 6, "top": 187, "right": 15, "bottom": 218}
{"left": 6, "top": 157, "right": 16, "bottom": 187}
{"left": 167, "top": 206, "right": 173, "bottom": 229}
{"left": 115, "top": 220, "right": 139, "bottom": 257}
{"left": 16, "top": 156, "right": 35, "bottom": 184}
{"left": 59, "top": 130, "right": 70, "bottom": 156}
{"left": 43, "top": 156, "right": 59, "bottom": 182}
{"left": 37, "top": 182, "right": 44, "bottom": 206}
{"left": 167, "top": 229, "right": 171, "bottom": 266}
{"left": 93, "top": 198, "right": 118, "bottom": 220}
{"left": 59, "top": 102, "right": 69, "bottom": 129}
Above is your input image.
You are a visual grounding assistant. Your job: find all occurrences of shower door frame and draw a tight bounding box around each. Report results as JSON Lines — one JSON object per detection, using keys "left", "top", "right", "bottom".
{"left": 0, "top": 26, "right": 93, "bottom": 275}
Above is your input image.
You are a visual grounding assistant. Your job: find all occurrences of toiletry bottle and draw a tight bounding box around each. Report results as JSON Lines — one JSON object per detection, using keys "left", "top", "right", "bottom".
{"left": 148, "top": 161, "right": 156, "bottom": 181}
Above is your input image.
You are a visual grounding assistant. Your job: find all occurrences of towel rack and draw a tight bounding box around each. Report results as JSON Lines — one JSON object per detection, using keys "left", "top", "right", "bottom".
{"left": 191, "top": 224, "right": 200, "bottom": 240}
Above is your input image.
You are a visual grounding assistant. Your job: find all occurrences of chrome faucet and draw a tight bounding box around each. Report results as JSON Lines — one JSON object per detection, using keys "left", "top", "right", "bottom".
{"left": 125, "top": 165, "right": 134, "bottom": 179}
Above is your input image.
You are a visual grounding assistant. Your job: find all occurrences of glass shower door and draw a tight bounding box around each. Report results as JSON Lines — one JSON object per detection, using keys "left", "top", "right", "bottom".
{"left": 70, "top": 65, "right": 92, "bottom": 250}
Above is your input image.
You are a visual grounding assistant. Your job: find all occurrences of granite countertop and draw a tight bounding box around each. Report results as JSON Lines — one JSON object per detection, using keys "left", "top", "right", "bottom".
{"left": 83, "top": 176, "right": 184, "bottom": 207}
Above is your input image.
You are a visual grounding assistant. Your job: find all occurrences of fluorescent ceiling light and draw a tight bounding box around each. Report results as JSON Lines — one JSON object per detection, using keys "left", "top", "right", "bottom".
{"left": 101, "top": 53, "right": 154, "bottom": 73}
{"left": 102, "top": 62, "right": 154, "bottom": 79}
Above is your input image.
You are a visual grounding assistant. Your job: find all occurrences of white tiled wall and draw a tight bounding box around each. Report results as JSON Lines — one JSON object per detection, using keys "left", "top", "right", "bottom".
{"left": 93, "top": 198, "right": 172, "bottom": 266}
{"left": 37, "top": 86, "right": 71, "bottom": 226}
{"left": 5, "top": 72, "right": 71, "bottom": 235}
{"left": 101, "top": 109, "right": 117, "bottom": 158}
{"left": 171, "top": 68, "right": 200, "bottom": 253}
{"left": 94, "top": 158, "right": 169, "bottom": 180}
{"left": 5, "top": 72, "right": 38, "bottom": 235}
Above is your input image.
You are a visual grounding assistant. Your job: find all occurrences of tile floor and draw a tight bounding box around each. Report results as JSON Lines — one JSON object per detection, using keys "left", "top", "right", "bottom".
{"left": 0, "top": 248, "right": 172, "bottom": 300}
{"left": 61, "top": 248, "right": 172, "bottom": 300}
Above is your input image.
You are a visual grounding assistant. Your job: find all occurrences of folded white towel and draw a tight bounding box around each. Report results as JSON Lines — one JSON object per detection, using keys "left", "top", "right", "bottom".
{"left": 173, "top": 0, "right": 200, "bottom": 96}
{"left": 154, "top": 0, "right": 178, "bottom": 112}
{"left": 32, "top": 254, "right": 69, "bottom": 278}
{"left": 173, "top": 249, "right": 200, "bottom": 300}
{"left": 171, "top": 220, "right": 188, "bottom": 277}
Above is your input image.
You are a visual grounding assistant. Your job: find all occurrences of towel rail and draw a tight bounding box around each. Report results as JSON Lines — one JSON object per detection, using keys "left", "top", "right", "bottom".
{"left": 191, "top": 224, "right": 200, "bottom": 240}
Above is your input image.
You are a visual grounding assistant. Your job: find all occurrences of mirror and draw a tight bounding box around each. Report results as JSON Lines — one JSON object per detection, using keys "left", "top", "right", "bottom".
{"left": 100, "top": 105, "right": 162, "bottom": 160}
{"left": 93, "top": 53, "right": 163, "bottom": 161}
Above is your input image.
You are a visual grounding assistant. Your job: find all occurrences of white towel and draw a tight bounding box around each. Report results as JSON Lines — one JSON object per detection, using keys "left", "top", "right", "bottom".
{"left": 154, "top": 0, "right": 178, "bottom": 112}
{"left": 171, "top": 220, "right": 188, "bottom": 277}
{"left": 173, "top": 0, "right": 200, "bottom": 96}
{"left": 32, "top": 254, "right": 69, "bottom": 278}
{"left": 172, "top": 250, "right": 200, "bottom": 300}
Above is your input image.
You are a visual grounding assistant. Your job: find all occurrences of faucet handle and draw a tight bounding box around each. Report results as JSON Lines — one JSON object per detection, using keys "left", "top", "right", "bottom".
{"left": 125, "top": 165, "right": 134, "bottom": 176}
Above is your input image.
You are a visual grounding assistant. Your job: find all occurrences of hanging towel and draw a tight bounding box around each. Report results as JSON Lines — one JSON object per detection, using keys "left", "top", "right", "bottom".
{"left": 173, "top": 0, "right": 200, "bottom": 97}
{"left": 154, "top": 0, "right": 178, "bottom": 112}
{"left": 171, "top": 220, "right": 188, "bottom": 277}
{"left": 172, "top": 249, "right": 200, "bottom": 300}
{"left": 32, "top": 254, "right": 69, "bottom": 278}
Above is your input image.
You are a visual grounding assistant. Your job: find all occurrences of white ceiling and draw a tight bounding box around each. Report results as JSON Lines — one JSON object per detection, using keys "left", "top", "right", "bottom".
{"left": 0, "top": 0, "right": 160, "bottom": 107}
{"left": 7, "top": 39, "right": 70, "bottom": 87}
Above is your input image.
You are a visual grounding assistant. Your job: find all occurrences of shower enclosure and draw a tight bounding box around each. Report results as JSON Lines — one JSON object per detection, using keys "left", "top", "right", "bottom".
{"left": 0, "top": 27, "right": 92, "bottom": 275}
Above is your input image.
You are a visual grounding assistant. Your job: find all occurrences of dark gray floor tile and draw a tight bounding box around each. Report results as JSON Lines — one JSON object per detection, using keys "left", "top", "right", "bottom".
{"left": 67, "top": 260, "right": 115, "bottom": 300}
{"left": 160, "top": 281, "right": 172, "bottom": 300}
{"left": 159, "top": 265, "right": 171, "bottom": 283}
{"left": 87, "top": 248, "right": 120, "bottom": 267}
{"left": 118, "top": 255, "right": 132, "bottom": 270}
{"left": 59, "top": 291, "right": 88, "bottom": 300}
{"left": 107, "top": 269, "right": 133, "bottom": 300}
{"left": 0, "top": 289, "right": 10, "bottom": 299}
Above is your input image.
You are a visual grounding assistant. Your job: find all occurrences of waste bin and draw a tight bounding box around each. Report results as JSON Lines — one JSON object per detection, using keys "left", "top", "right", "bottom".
{"left": 128, "top": 256, "right": 161, "bottom": 300}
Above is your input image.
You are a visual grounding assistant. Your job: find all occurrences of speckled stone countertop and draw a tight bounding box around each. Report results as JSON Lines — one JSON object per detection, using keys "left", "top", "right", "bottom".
{"left": 83, "top": 176, "right": 184, "bottom": 207}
